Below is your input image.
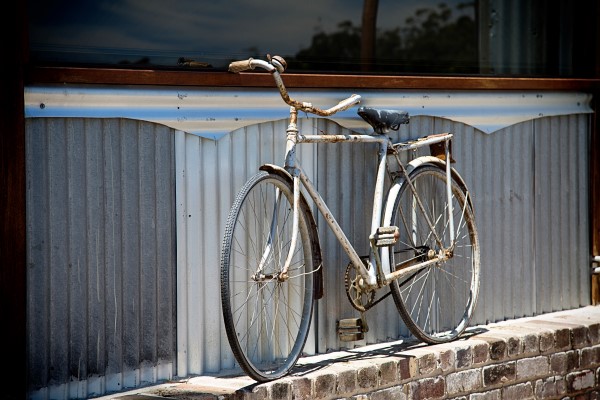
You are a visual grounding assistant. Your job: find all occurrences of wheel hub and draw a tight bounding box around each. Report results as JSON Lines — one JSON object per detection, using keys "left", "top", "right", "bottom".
{"left": 251, "top": 272, "right": 288, "bottom": 282}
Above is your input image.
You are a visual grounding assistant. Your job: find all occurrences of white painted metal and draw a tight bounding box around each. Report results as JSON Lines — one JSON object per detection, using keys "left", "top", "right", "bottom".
{"left": 24, "top": 85, "right": 593, "bottom": 138}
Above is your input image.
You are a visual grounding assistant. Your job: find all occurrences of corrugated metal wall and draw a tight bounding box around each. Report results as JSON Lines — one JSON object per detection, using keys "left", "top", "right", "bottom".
{"left": 534, "top": 115, "right": 590, "bottom": 313}
{"left": 25, "top": 112, "right": 590, "bottom": 397}
{"left": 174, "top": 118, "right": 318, "bottom": 376}
{"left": 175, "top": 113, "right": 590, "bottom": 375}
{"left": 26, "top": 118, "right": 176, "bottom": 399}
{"left": 309, "top": 115, "right": 590, "bottom": 349}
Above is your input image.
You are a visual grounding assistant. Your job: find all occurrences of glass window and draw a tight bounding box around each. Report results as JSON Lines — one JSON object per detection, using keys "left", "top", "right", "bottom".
{"left": 28, "top": 0, "right": 597, "bottom": 77}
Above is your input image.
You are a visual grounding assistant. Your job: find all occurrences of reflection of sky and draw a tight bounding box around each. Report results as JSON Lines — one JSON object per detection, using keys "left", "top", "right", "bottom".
{"left": 29, "top": 0, "right": 472, "bottom": 67}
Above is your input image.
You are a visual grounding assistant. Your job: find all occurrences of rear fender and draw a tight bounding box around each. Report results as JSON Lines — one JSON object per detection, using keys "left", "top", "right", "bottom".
{"left": 380, "top": 156, "right": 473, "bottom": 276}
{"left": 402, "top": 156, "right": 473, "bottom": 211}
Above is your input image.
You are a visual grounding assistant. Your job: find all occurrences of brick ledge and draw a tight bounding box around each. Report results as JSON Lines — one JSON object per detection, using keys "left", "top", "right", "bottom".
{"left": 103, "top": 305, "right": 600, "bottom": 400}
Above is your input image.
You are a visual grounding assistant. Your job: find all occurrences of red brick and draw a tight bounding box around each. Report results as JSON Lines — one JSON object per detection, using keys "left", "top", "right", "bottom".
{"left": 270, "top": 380, "right": 291, "bottom": 400}
{"left": 446, "top": 369, "right": 482, "bottom": 396}
{"left": 581, "top": 346, "right": 600, "bottom": 368}
{"left": 534, "top": 376, "right": 566, "bottom": 399}
{"left": 456, "top": 346, "right": 473, "bottom": 368}
{"left": 571, "top": 325, "right": 590, "bottom": 349}
{"left": 314, "top": 372, "right": 336, "bottom": 399}
{"left": 473, "top": 342, "right": 490, "bottom": 364}
{"left": 439, "top": 348, "right": 456, "bottom": 372}
{"left": 516, "top": 356, "right": 549, "bottom": 380}
{"left": 550, "top": 350, "right": 580, "bottom": 374}
{"left": 377, "top": 359, "right": 399, "bottom": 386}
{"left": 398, "top": 357, "right": 412, "bottom": 381}
{"left": 371, "top": 386, "right": 407, "bottom": 400}
{"left": 483, "top": 362, "right": 516, "bottom": 386}
{"left": 335, "top": 367, "right": 357, "bottom": 397}
{"left": 502, "top": 382, "right": 534, "bottom": 400}
{"left": 470, "top": 389, "right": 501, "bottom": 400}
{"left": 290, "top": 376, "right": 312, "bottom": 400}
{"left": 357, "top": 364, "right": 378, "bottom": 390}
{"left": 409, "top": 377, "right": 445, "bottom": 400}
{"left": 566, "top": 370, "right": 595, "bottom": 392}
{"left": 418, "top": 353, "right": 437, "bottom": 375}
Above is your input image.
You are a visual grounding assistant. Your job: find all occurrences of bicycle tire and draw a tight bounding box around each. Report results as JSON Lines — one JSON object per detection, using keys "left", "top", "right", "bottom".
{"left": 220, "top": 171, "right": 315, "bottom": 381}
{"left": 385, "top": 164, "right": 480, "bottom": 344}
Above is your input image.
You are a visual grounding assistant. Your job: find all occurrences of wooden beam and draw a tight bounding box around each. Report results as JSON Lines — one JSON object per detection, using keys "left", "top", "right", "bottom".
{"left": 27, "top": 66, "right": 600, "bottom": 91}
{"left": 1, "top": 0, "right": 27, "bottom": 399}
{"left": 592, "top": 92, "right": 600, "bottom": 305}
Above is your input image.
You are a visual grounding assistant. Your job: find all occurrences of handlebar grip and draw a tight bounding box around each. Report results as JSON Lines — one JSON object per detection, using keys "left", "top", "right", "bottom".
{"left": 228, "top": 58, "right": 254, "bottom": 73}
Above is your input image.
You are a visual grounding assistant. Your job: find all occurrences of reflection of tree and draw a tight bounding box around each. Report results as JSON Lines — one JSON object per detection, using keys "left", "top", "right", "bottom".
{"left": 290, "top": 2, "right": 477, "bottom": 74}
{"left": 291, "top": 21, "right": 361, "bottom": 71}
{"left": 401, "top": 3, "right": 477, "bottom": 73}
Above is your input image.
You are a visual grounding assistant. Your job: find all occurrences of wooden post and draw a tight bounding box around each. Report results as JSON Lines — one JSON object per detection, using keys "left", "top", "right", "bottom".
{"left": 1, "top": 0, "right": 28, "bottom": 398}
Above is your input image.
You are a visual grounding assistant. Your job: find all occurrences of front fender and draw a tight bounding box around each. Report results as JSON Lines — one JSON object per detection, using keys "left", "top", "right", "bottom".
{"left": 259, "top": 164, "right": 324, "bottom": 300}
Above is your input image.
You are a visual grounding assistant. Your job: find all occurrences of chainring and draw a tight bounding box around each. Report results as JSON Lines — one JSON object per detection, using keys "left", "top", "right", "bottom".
{"left": 344, "top": 261, "right": 375, "bottom": 312}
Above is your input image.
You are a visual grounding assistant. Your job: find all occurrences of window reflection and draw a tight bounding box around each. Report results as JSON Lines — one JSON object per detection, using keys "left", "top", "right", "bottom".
{"left": 28, "top": 0, "right": 597, "bottom": 77}
{"left": 290, "top": 2, "right": 477, "bottom": 74}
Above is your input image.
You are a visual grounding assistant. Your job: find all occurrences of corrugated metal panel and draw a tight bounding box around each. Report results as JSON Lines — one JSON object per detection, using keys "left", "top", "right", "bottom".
{"left": 534, "top": 115, "right": 590, "bottom": 313}
{"left": 456, "top": 119, "right": 538, "bottom": 322}
{"left": 174, "top": 112, "right": 590, "bottom": 372}
{"left": 26, "top": 118, "right": 176, "bottom": 400}
{"left": 27, "top": 109, "right": 590, "bottom": 394}
{"left": 175, "top": 118, "right": 318, "bottom": 376}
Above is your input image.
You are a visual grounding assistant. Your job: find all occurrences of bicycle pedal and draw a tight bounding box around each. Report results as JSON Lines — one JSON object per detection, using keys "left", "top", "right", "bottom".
{"left": 337, "top": 318, "right": 366, "bottom": 341}
{"left": 370, "top": 226, "right": 399, "bottom": 247}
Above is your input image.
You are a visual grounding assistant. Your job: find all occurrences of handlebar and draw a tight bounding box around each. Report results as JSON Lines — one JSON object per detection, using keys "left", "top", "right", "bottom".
{"left": 228, "top": 55, "right": 361, "bottom": 117}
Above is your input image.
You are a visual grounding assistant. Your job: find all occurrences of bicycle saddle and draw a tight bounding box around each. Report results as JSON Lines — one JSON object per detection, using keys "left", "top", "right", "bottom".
{"left": 357, "top": 106, "right": 410, "bottom": 134}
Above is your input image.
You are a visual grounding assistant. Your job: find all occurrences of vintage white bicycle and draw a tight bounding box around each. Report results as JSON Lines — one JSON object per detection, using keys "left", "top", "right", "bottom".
{"left": 220, "top": 55, "right": 481, "bottom": 382}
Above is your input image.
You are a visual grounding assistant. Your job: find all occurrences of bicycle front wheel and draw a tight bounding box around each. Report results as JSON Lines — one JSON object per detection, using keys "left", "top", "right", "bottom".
{"left": 386, "top": 164, "right": 480, "bottom": 344}
{"left": 221, "top": 171, "right": 315, "bottom": 382}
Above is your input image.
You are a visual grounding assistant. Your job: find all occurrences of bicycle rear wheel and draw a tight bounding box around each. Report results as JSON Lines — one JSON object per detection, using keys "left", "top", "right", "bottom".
{"left": 386, "top": 164, "right": 480, "bottom": 344}
{"left": 221, "top": 171, "right": 315, "bottom": 381}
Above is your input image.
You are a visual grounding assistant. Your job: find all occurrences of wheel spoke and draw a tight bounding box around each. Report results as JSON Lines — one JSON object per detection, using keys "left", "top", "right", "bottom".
{"left": 221, "top": 172, "right": 315, "bottom": 381}
{"left": 388, "top": 165, "right": 480, "bottom": 344}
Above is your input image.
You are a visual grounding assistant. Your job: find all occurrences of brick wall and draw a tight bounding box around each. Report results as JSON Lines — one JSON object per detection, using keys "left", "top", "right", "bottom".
{"left": 136, "top": 306, "right": 600, "bottom": 400}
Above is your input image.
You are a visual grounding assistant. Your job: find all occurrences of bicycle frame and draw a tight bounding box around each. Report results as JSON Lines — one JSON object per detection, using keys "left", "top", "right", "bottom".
{"left": 222, "top": 56, "right": 481, "bottom": 382}
{"left": 278, "top": 107, "right": 457, "bottom": 290}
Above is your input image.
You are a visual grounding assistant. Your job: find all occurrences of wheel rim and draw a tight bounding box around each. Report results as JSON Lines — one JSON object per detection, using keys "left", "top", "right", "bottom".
{"left": 390, "top": 166, "right": 480, "bottom": 343}
{"left": 221, "top": 173, "right": 314, "bottom": 381}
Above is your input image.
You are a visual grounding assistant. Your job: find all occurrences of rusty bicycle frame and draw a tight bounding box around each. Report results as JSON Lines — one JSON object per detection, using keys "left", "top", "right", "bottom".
{"left": 221, "top": 55, "right": 482, "bottom": 382}
{"left": 229, "top": 55, "right": 458, "bottom": 293}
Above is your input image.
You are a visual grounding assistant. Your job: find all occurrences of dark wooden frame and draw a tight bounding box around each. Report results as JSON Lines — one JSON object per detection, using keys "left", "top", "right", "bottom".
{"left": 2, "top": 1, "right": 27, "bottom": 399}
{"left": 28, "top": 66, "right": 600, "bottom": 91}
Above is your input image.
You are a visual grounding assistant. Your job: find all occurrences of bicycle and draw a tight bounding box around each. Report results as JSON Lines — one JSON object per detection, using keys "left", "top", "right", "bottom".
{"left": 220, "top": 55, "right": 481, "bottom": 382}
